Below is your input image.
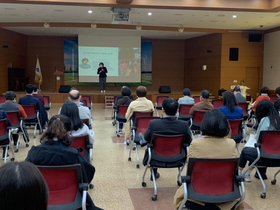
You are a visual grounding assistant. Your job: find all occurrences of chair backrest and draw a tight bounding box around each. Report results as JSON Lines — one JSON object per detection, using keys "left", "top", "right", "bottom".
{"left": 43, "top": 96, "right": 50, "bottom": 106}
{"left": 0, "top": 95, "right": 5, "bottom": 104}
{"left": 156, "top": 96, "right": 169, "bottom": 106}
{"left": 211, "top": 99, "right": 223, "bottom": 109}
{"left": 237, "top": 103, "right": 248, "bottom": 115}
{"left": 135, "top": 117, "right": 160, "bottom": 134}
{"left": 179, "top": 104, "right": 193, "bottom": 116}
{"left": 0, "top": 119, "right": 8, "bottom": 139}
{"left": 81, "top": 95, "right": 91, "bottom": 106}
{"left": 258, "top": 131, "right": 280, "bottom": 158}
{"left": 21, "top": 105, "right": 37, "bottom": 118}
{"left": 37, "top": 164, "right": 81, "bottom": 205}
{"left": 187, "top": 158, "right": 239, "bottom": 196}
{"left": 193, "top": 96, "right": 200, "bottom": 103}
{"left": 132, "top": 111, "right": 153, "bottom": 119}
{"left": 228, "top": 119, "right": 243, "bottom": 141}
{"left": 6, "top": 111, "right": 20, "bottom": 127}
{"left": 71, "top": 134, "right": 89, "bottom": 157}
{"left": 192, "top": 111, "right": 207, "bottom": 125}
{"left": 81, "top": 119, "right": 89, "bottom": 127}
{"left": 269, "top": 95, "right": 278, "bottom": 104}
{"left": 246, "top": 95, "right": 252, "bottom": 102}
{"left": 151, "top": 133, "right": 185, "bottom": 157}
{"left": 117, "top": 105, "right": 129, "bottom": 117}
{"left": 114, "top": 95, "right": 118, "bottom": 104}
{"left": 81, "top": 99, "right": 87, "bottom": 107}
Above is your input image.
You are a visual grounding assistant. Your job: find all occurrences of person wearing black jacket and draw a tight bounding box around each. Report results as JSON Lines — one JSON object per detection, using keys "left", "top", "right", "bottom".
{"left": 26, "top": 115, "right": 103, "bottom": 210}
{"left": 97, "top": 62, "right": 107, "bottom": 93}
{"left": 274, "top": 87, "right": 280, "bottom": 112}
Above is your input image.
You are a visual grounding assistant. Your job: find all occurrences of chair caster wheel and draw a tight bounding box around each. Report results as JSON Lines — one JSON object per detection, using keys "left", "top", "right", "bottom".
{"left": 260, "top": 193, "right": 266, "bottom": 198}
{"left": 89, "top": 184, "right": 94, "bottom": 189}
{"left": 117, "top": 134, "right": 120, "bottom": 137}
{"left": 271, "top": 180, "right": 277, "bottom": 185}
{"left": 11, "top": 158, "right": 15, "bottom": 161}
{"left": 15, "top": 149, "right": 18, "bottom": 153}
{"left": 26, "top": 144, "right": 29, "bottom": 147}
{"left": 112, "top": 122, "right": 116, "bottom": 126}
{"left": 151, "top": 195, "right": 157, "bottom": 201}
{"left": 133, "top": 147, "right": 136, "bottom": 151}
{"left": 136, "top": 164, "right": 139, "bottom": 168}
{"left": 33, "top": 136, "right": 36, "bottom": 138}
{"left": 126, "top": 142, "right": 129, "bottom": 146}
{"left": 177, "top": 181, "right": 182, "bottom": 186}
{"left": 39, "top": 131, "right": 43, "bottom": 135}
{"left": 142, "top": 182, "right": 146, "bottom": 187}
{"left": 128, "top": 157, "right": 131, "bottom": 161}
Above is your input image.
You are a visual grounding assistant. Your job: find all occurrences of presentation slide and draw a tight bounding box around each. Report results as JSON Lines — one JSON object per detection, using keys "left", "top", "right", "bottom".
{"left": 78, "top": 35, "right": 141, "bottom": 83}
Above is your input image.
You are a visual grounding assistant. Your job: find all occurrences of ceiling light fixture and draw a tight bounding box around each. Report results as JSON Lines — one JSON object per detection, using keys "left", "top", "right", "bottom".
{"left": 178, "top": 25, "right": 184, "bottom": 33}
{"left": 136, "top": 25, "right": 142, "bottom": 30}
{"left": 44, "top": 22, "right": 50, "bottom": 28}
{"left": 88, "top": 10, "right": 93, "bottom": 14}
{"left": 91, "top": 22, "right": 97, "bottom": 28}
{"left": 232, "top": 15, "right": 237, "bottom": 18}
{"left": 148, "top": 12, "right": 152, "bottom": 16}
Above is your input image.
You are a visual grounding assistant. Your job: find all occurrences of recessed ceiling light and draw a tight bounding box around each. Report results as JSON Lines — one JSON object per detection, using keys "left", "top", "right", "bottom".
{"left": 232, "top": 15, "right": 237, "bottom": 18}
{"left": 88, "top": 10, "right": 93, "bottom": 14}
{"left": 148, "top": 12, "right": 152, "bottom": 16}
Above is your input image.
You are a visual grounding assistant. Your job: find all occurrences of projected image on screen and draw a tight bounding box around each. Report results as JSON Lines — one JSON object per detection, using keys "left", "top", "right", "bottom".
{"left": 78, "top": 35, "right": 141, "bottom": 83}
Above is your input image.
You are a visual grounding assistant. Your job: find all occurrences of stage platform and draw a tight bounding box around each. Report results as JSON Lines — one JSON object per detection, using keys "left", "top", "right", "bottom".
{"left": 14, "top": 91, "right": 202, "bottom": 104}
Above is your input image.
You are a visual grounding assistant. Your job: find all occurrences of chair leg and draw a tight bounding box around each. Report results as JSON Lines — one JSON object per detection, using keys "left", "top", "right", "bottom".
{"left": 15, "top": 135, "right": 20, "bottom": 153}
{"left": 255, "top": 166, "right": 266, "bottom": 198}
{"left": 151, "top": 168, "right": 158, "bottom": 201}
{"left": 33, "top": 124, "right": 37, "bottom": 138}
{"left": 135, "top": 144, "right": 140, "bottom": 168}
{"left": 142, "top": 165, "right": 149, "bottom": 187}
{"left": 128, "top": 141, "right": 133, "bottom": 161}
{"left": 271, "top": 170, "right": 280, "bottom": 185}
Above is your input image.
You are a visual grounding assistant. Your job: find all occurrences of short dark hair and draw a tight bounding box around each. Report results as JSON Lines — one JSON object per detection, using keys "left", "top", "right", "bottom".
{"left": 233, "top": 86, "right": 241, "bottom": 92}
{"left": 99, "top": 62, "right": 104, "bottom": 66}
{"left": 183, "top": 88, "right": 191, "bottom": 96}
{"left": 25, "top": 84, "right": 34, "bottom": 94}
{"left": 121, "top": 87, "right": 131, "bottom": 96}
{"left": 0, "top": 161, "right": 48, "bottom": 210}
{"left": 60, "top": 101, "right": 84, "bottom": 131}
{"left": 275, "top": 87, "right": 280, "bottom": 95}
{"left": 136, "top": 86, "right": 147, "bottom": 97}
{"left": 33, "top": 85, "right": 39, "bottom": 92}
{"left": 260, "top": 86, "right": 269, "bottom": 94}
{"left": 5, "top": 91, "right": 16, "bottom": 100}
{"left": 200, "top": 90, "right": 210, "bottom": 99}
{"left": 162, "top": 98, "right": 178, "bottom": 116}
{"left": 222, "top": 91, "right": 238, "bottom": 112}
{"left": 40, "top": 114, "right": 72, "bottom": 145}
{"left": 68, "top": 90, "right": 80, "bottom": 100}
{"left": 201, "top": 109, "right": 230, "bottom": 137}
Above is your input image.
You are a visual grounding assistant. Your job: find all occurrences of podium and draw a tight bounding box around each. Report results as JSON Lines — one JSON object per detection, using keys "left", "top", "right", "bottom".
{"left": 54, "top": 71, "right": 63, "bottom": 92}
{"left": 231, "top": 85, "right": 250, "bottom": 97}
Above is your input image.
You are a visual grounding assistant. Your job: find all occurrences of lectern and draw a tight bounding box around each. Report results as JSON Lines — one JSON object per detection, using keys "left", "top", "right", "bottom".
{"left": 54, "top": 71, "right": 63, "bottom": 92}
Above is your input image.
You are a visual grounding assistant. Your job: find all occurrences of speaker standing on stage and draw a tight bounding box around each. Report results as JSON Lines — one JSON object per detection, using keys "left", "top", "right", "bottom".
{"left": 97, "top": 62, "right": 107, "bottom": 93}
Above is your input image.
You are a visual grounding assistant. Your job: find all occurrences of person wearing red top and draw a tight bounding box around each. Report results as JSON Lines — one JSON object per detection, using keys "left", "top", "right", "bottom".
{"left": 251, "top": 86, "right": 270, "bottom": 112}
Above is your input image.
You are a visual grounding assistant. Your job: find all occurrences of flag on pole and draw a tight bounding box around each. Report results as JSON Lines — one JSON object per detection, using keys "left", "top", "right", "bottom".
{"left": 34, "top": 57, "right": 43, "bottom": 87}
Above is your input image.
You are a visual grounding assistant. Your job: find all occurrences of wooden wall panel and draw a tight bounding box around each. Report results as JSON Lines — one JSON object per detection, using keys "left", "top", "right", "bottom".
{"left": 0, "top": 28, "right": 27, "bottom": 93}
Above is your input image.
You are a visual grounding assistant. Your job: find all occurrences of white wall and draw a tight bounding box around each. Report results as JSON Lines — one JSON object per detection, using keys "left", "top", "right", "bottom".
{"left": 263, "top": 31, "right": 280, "bottom": 88}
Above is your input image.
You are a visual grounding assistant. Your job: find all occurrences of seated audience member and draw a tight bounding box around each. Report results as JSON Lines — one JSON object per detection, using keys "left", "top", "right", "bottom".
{"left": 32, "top": 85, "right": 44, "bottom": 104}
{"left": 59, "top": 88, "right": 92, "bottom": 127}
{"left": 239, "top": 99, "right": 280, "bottom": 181}
{"left": 218, "top": 91, "right": 243, "bottom": 119}
{"left": 189, "top": 90, "right": 214, "bottom": 115}
{"left": 0, "top": 110, "right": 11, "bottom": 159}
{"left": 233, "top": 86, "right": 246, "bottom": 103}
{"left": 60, "top": 101, "right": 94, "bottom": 145}
{"left": 124, "top": 86, "right": 154, "bottom": 145}
{"left": 0, "top": 91, "right": 30, "bottom": 145}
{"left": 174, "top": 109, "right": 238, "bottom": 210}
{"left": 117, "top": 86, "right": 133, "bottom": 101}
{"left": 143, "top": 98, "right": 193, "bottom": 180}
{"left": 26, "top": 115, "right": 102, "bottom": 210}
{"left": 274, "top": 87, "right": 280, "bottom": 113}
{"left": 117, "top": 87, "right": 133, "bottom": 132}
{"left": 178, "top": 88, "right": 194, "bottom": 105}
{"left": 0, "top": 161, "right": 48, "bottom": 210}
{"left": 251, "top": 86, "right": 270, "bottom": 113}
{"left": 18, "top": 84, "right": 48, "bottom": 128}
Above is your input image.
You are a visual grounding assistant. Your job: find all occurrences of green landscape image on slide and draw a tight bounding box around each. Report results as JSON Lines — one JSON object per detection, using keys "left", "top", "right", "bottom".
{"left": 64, "top": 40, "right": 152, "bottom": 87}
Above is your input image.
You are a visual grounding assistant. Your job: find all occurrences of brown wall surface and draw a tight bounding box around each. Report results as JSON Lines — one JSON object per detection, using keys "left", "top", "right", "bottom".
{"left": 221, "top": 33, "right": 264, "bottom": 98}
{"left": 0, "top": 28, "right": 28, "bottom": 93}
{"left": 184, "top": 33, "right": 222, "bottom": 97}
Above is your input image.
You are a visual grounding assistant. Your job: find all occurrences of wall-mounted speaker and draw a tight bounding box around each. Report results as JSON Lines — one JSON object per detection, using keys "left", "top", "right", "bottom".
{"left": 248, "top": 34, "right": 262, "bottom": 42}
{"left": 158, "top": 86, "right": 171, "bottom": 94}
{"left": 229, "top": 48, "right": 239, "bottom": 61}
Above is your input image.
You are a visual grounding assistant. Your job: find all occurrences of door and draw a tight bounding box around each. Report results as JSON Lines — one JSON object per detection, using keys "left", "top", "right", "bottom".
{"left": 245, "top": 67, "right": 260, "bottom": 100}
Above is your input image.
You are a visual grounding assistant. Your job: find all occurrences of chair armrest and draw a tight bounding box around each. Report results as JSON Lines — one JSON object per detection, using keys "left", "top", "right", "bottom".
{"left": 79, "top": 183, "right": 89, "bottom": 191}
{"left": 235, "top": 175, "right": 245, "bottom": 182}
{"left": 87, "top": 144, "right": 93, "bottom": 149}
{"left": 181, "top": 175, "right": 191, "bottom": 184}
{"left": 254, "top": 143, "right": 261, "bottom": 148}
{"left": 147, "top": 143, "right": 153, "bottom": 148}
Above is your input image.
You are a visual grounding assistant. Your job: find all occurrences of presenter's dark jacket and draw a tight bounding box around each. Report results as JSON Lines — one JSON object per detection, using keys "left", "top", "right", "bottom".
{"left": 144, "top": 117, "right": 192, "bottom": 145}
{"left": 97, "top": 67, "right": 107, "bottom": 77}
{"left": 26, "top": 140, "right": 95, "bottom": 184}
{"left": 274, "top": 98, "right": 280, "bottom": 112}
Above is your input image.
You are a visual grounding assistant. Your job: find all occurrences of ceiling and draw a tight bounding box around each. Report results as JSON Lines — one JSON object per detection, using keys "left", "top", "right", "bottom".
{"left": 1, "top": 1, "right": 280, "bottom": 39}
